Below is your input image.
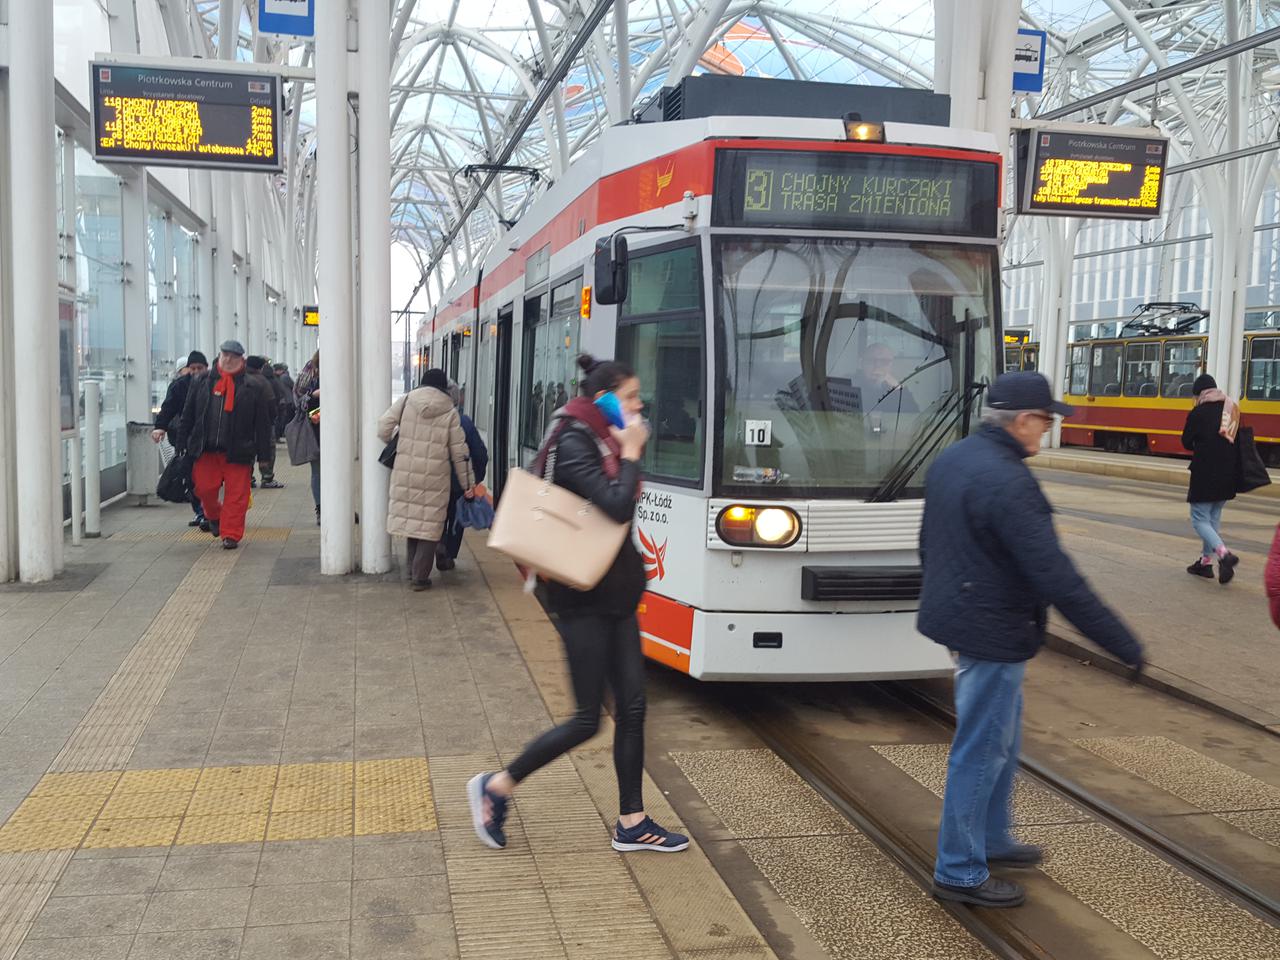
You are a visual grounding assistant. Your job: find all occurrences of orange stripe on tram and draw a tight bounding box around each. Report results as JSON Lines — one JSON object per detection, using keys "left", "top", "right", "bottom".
{"left": 637, "top": 591, "right": 694, "bottom": 674}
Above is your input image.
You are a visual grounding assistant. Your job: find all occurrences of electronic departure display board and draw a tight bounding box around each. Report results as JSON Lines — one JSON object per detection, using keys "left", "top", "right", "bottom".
{"left": 302, "top": 306, "right": 319, "bottom": 327}
{"left": 1017, "top": 129, "right": 1167, "bottom": 219}
{"left": 713, "top": 149, "right": 999, "bottom": 238}
{"left": 91, "top": 62, "right": 282, "bottom": 172}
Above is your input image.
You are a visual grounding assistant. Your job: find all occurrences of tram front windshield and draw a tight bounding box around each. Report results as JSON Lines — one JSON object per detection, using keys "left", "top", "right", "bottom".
{"left": 715, "top": 237, "right": 997, "bottom": 498}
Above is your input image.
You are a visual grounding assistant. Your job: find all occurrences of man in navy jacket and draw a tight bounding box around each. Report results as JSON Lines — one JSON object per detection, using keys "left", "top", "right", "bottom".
{"left": 918, "top": 371, "right": 1144, "bottom": 908}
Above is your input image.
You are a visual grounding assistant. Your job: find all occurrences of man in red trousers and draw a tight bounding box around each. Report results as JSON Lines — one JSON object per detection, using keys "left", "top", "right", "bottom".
{"left": 176, "top": 340, "right": 274, "bottom": 549}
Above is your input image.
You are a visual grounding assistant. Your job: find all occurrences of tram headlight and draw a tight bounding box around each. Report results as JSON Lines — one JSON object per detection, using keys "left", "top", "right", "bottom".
{"left": 715, "top": 505, "right": 802, "bottom": 548}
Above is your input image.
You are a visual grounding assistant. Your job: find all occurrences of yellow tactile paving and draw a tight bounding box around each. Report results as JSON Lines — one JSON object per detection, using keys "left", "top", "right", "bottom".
{"left": 0, "top": 820, "right": 93, "bottom": 853}
{"left": 0, "top": 757, "right": 438, "bottom": 852}
{"left": 82, "top": 817, "right": 182, "bottom": 849}
{"left": 115, "top": 768, "right": 202, "bottom": 793}
{"left": 178, "top": 526, "right": 293, "bottom": 543}
{"left": 267, "top": 809, "right": 354, "bottom": 841}
{"left": 28, "top": 772, "right": 120, "bottom": 797}
{"left": 175, "top": 813, "right": 269, "bottom": 846}
{"left": 7, "top": 795, "right": 107, "bottom": 823}
{"left": 99, "top": 790, "right": 192, "bottom": 820}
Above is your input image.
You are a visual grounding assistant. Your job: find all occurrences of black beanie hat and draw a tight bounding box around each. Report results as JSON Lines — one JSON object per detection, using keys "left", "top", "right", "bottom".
{"left": 246, "top": 355, "right": 267, "bottom": 371}
{"left": 1192, "top": 374, "right": 1217, "bottom": 396}
{"left": 421, "top": 368, "right": 449, "bottom": 391}
{"left": 187, "top": 350, "right": 208, "bottom": 367}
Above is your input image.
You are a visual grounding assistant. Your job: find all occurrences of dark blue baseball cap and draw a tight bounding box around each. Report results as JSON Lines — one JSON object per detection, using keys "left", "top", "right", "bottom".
{"left": 986, "top": 371, "right": 1074, "bottom": 417}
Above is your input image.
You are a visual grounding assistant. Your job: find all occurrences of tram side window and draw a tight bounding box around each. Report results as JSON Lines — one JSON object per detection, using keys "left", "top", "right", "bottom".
{"left": 1066, "top": 345, "right": 1089, "bottom": 396}
{"left": 1089, "top": 343, "right": 1123, "bottom": 396}
{"left": 1122, "top": 342, "right": 1160, "bottom": 397}
{"left": 1247, "top": 337, "right": 1280, "bottom": 401}
{"left": 1161, "top": 341, "right": 1204, "bottom": 398}
{"left": 519, "top": 279, "right": 580, "bottom": 451}
{"left": 615, "top": 244, "right": 704, "bottom": 484}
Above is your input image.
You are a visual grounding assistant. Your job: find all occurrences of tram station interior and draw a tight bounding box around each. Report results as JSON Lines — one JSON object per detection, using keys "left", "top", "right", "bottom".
{"left": 1, "top": 1, "right": 1280, "bottom": 958}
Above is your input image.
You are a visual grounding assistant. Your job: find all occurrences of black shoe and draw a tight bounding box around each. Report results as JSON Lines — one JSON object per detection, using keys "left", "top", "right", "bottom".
{"left": 1218, "top": 552, "right": 1239, "bottom": 584}
{"left": 222, "top": 538, "right": 238, "bottom": 550}
{"left": 209, "top": 520, "right": 221, "bottom": 538}
{"left": 198, "top": 518, "right": 211, "bottom": 533}
{"left": 315, "top": 506, "right": 321, "bottom": 527}
{"left": 436, "top": 556, "right": 456, "bottom": 572}
{"left": 411, "top": 579, "right": 431, "bottom": 591}
{"left": 932, "top": 876, "right": 1025, "bottom": 908}
{"left": 260, "top": 479, "right": 284, "bottom": 489}
{"left": 987, "top": 842, "right": 1043, "bottom": 867}
{"left": 188, "top": 517, "right": 204, "bottom": 528}
{"left": 1187, "top": 559, "right": 1213, "bottom": 578}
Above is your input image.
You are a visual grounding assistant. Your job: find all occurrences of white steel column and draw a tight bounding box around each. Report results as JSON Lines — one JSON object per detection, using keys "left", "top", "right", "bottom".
{"left": 317, "top": 0, "right": 355, "bottom": 574}
{"left": 120, "top": 171, "right": 152, "bottom": 499}
{"left": 7, "top": 0, "right": 57, "bottom": 581}
{"left": 359, "top": 0, "right": 392, "bottom": 574}
{"left": 193, "top": 172, "right": 217, "bottom": 353}
{"left": 216, "top": 1, "right": 240, "bottom": 347}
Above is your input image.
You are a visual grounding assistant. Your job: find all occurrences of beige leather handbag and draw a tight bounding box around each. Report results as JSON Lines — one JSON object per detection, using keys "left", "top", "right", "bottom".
{"left": 487, "top": 448, "right": 628, "bottom": 591}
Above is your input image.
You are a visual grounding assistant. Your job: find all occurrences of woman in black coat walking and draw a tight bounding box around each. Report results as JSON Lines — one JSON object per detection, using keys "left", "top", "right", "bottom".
{"left": 1181, "top": 374, "right": 1240, "bottom": 582}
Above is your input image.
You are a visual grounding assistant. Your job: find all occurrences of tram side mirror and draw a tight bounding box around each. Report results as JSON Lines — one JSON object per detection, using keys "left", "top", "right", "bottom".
{"left": 594, "top": 235, "right": 629, "bottom": 305}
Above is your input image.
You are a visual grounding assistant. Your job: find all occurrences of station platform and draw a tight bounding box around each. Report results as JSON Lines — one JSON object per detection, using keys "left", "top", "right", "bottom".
{"left": 1036, "top": 464, "right": 1280, "bottom": 732}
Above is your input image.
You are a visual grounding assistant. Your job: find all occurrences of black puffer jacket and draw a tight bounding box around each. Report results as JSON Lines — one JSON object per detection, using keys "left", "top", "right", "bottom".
{"left": 540, "top": 421, "right": 646, "bottom": 618}
{"left": 917, "top": 424, "right": 1142, "bottom": 665}
{"left": 1181, "top": 401, "right": 1237, "bottom": 503}
{"left": 176, "top": 366, "right": 274, "bottom": 466}
{"left": 155, "top": 373, "right": 193, "bottom": 437}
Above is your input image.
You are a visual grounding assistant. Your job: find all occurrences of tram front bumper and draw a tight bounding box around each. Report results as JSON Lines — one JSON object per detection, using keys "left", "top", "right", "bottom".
{"left": 684, "top": 609, "right": 953, "bottom": 682}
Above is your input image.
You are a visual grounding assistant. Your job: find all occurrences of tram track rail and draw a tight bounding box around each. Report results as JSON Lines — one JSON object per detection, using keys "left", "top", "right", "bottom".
{"left": 731, "top": 679, "right": 1280, "bottom": 960}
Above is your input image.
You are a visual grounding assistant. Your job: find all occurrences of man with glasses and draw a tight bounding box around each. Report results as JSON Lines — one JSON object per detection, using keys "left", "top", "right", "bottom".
{"left": 918, "top": 371, "right": 1145, "bottom": 908}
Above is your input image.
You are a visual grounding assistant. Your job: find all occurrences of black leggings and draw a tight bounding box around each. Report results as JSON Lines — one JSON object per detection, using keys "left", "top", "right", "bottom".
{"left": 507, "top": 612, "right": 647, "bottom": 815}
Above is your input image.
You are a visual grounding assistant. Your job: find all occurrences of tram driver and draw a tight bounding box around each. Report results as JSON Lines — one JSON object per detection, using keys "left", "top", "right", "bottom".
{"left": 850, "top": 342, "right": 918, "bottom": 415}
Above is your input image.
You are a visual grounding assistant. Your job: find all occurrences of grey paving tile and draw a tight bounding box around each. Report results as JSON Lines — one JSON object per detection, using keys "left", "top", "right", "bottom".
{"left": 215, "top": 708, "right": 289, "bottom": 733}
{"left": 53, "top": 856, "right": 165, "bottom": 897}
{"left": 72, "top": 846, "right": 171, "bottom": 861}
{"left": 352, "top": 874, "right": 450, "bottom": 918}
{"left": 279, "top": 726, "right": 354, "bottom": 763}
{"left": 255, "top": 839, "right": 353, "bottom": 885}
{"left": 27, "top": 894, "right": 149, "bottom": 939}
{"left": 351, "top": 913, "right": 458, "bottom": 960}
{"left": 239, "top": 921, "right": 349, "bottom": 960}
{"left": 14, "top": 935, "right": 133, "bottom": 960}
{"left": 156, "top": 851, "right": 260, "bottom": 891}
{"left": 205, "top": 730, "right": 284, "bottom": 766}
{"left": 127, "top": 928, "right": 243, "bottom": 960}
{"left": 247, "top": 881, "right": 351, "bottom": 926}
{"left": 354, "top": 724, "right": 425, "bottom": 759}
{"left": 138, "top": 887, "right": 253, "bottom": 933}
{"left": 352, "top": 837, "right": 445, "bottom": 880}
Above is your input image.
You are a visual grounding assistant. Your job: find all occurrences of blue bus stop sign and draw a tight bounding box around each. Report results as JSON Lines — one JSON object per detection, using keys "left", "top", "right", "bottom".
{"left": 258, "top": 0, "right": 314, "bottom": 39}
{"left": 1013, "top": 29, "right": 1047, "bottom": 94}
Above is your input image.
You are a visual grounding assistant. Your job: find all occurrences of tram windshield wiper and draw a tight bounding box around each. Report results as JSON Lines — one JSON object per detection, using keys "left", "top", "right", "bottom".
{"left": 865, "top": 381, "right": 986, "bottom": 504}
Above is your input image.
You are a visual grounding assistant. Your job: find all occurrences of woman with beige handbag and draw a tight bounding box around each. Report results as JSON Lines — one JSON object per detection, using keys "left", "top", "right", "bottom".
{"left": 468, "top": 354, "right": 689, "bottom": 854}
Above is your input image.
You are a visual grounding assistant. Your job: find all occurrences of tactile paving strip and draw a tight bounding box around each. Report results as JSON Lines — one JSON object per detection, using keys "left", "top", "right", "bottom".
{"left": 673, "top": 748, "right": 990, "bottom": 960}
{"left": 0, "top": 758, "right": 435, "bottom": 854}
{"left": 879, "top": 743, "right": 1280, "bottom": 960}
{"left": 1074, "top": 735, "right": 1280, "bottom": 847}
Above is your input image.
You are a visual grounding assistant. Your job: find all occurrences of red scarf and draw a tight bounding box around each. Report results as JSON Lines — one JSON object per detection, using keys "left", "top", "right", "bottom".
{"left": 212, "top": 365, "right": 237, "bottom": 412}
{"left": 532, "top": 396, "right": 623, "bottom": 479}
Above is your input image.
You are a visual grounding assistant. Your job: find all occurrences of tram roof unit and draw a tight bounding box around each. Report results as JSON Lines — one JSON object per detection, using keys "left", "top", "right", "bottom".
{"left": 426, "top": 77, "right": 1001, "bottom": 338}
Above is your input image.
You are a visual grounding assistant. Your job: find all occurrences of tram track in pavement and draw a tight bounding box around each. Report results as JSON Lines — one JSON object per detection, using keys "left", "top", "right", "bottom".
{"left": 723, "top": 675, "right": 1280, "bottom": 960}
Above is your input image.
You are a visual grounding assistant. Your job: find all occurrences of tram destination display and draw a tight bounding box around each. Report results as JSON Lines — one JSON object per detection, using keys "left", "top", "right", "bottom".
{"left": 1017, "top": 129, "right": 1167, "bottom": 219}
{"left": 91, "top": 62, "right": 282, "bottom": 172}
{"left": 714, "top": 149, "right": 998, "bottom": 238}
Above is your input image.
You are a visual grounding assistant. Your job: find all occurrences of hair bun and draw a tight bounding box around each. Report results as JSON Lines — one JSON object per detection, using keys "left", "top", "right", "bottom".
{"left": 575, "top": 353, "right": 598, "bottom": 374}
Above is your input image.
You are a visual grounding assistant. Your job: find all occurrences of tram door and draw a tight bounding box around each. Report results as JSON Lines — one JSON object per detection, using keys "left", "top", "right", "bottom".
{"left": 492, "top": 305, "right": 514, "bottom": 497}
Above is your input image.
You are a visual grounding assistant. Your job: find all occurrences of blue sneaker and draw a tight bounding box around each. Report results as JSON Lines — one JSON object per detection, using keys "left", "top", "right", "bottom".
{"left": 611, "top": 816, "right": 689, "bottom": 853}
{"left": 466, "top": 773, "right": 509, "bottom": 849}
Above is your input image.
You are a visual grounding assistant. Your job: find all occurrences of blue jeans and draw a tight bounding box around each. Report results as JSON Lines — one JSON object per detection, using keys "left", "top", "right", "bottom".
{"left": 309, "top": 460, "right": 321, "bottom": 509}
{"left": 1189, "top": 501, "right": 1225, "bottom": 556}
{"left": 935, "top": 655, "right": 1026, "bottom": 888}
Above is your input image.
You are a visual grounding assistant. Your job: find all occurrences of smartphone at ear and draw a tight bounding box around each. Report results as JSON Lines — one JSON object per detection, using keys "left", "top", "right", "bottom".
{"left": 593, "top": 391, "right": 626, "bottom": 429}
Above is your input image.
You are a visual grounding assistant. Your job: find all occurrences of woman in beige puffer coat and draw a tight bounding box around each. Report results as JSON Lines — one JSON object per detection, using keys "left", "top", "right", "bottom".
{"left": 377, "top": 368, "right": 475, "bottom": 589}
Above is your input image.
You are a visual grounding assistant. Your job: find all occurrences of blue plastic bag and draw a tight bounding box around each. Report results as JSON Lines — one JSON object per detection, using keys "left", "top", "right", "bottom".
{"left": 455, "top": 495, "right": 495, "bottom": 532}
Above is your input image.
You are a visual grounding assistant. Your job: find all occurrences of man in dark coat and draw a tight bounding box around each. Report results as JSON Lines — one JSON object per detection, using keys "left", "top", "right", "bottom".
{"left": 272, "top": 363, "right": 296, "bottom": 437}
{"left": 152, "top": 350, "right": 208, "bottom": 527}
{"left": 918, "top": 371, "right": 1144, "bottom": 909}
{"left": 437, "top": 380, "right": 489, "bottom": 571}
{"left": 245, "top": 356, "right": 286, "bottom": 489}
{"left": 1181, "top": 373, "right": 1240, "bottom": 582}
{"left": 176, "top": 340, "right": 274, "bottom": 549}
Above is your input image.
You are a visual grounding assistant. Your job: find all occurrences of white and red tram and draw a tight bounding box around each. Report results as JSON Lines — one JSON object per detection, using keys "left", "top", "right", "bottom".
{"left": 419, "top": 85, "right": 1003, "bottom": 680}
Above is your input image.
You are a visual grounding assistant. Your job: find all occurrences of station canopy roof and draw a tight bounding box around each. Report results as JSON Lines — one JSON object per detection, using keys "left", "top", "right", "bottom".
{"left": 193, "top": 1, "right": 1280, "bottom": 306}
